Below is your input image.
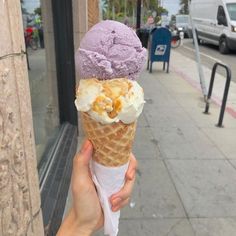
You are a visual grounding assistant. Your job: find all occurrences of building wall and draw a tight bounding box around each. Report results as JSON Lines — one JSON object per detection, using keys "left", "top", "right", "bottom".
{"left": 73, "top": 0, "right": 88, "bottom": 74}
{"left": 88, "top": 0, "right": 100, "bottom": 29}
{"left": 73, "top": 0, "right": 100, "bottom": 70}
{"left": 0, "top": 1, "right": 44, "bottom": 235}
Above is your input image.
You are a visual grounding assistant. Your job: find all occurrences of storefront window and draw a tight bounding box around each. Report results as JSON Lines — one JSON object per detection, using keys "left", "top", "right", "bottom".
{"left": 21, "top": 0, "right": 60, "bottom": 163}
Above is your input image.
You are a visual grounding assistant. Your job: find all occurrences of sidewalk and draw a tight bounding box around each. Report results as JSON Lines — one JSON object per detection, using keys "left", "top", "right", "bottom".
{"left": 66, "top": 51, "right": 236, "bottom": 236}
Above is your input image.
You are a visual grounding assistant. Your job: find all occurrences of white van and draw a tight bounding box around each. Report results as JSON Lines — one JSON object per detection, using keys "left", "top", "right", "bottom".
{"left": 189, "top": 0, "right": 236, "bottom": 54}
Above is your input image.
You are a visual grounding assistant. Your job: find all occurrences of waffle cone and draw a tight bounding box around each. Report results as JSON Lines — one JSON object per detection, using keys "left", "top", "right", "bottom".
{"left": 81, "top": 112, "right": 136, "bottom": 167}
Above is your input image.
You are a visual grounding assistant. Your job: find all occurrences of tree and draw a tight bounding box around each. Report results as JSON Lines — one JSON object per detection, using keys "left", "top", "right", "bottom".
{"left": 103, "top": 0, "right": 120, "bottom": 19}
{"left": 179, "top": 0, "right": 189, "bottom": 14}
{"left": 143, "top": 0, "right": 159, "bottom": 13}
{"left": 103, "top": 0, "right": 135, "bottom": 20}
{"left": 20, "top": 0, "right": 28, "bottom": 14}
{"left": 157, "top": 6, "right": 168, "bottom": 16}
{"left": 102, "top": 0, "right": 168, "bottom": 25}
{"left": 34, "top": 7, "right": 41, "bottom": 16}
{"left": 101, "top": 0, "right": 108, "bottom": 18}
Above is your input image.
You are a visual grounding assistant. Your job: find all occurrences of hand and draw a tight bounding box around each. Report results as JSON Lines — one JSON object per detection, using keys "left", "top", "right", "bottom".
{"left": 110, "top": 153, "right": 137, "bottom": 212}
{"left": 57, "top": 140, "right": 137, "bottom": 236}
{"left": 57, "top": 140, "right": 103, "bottom": 236}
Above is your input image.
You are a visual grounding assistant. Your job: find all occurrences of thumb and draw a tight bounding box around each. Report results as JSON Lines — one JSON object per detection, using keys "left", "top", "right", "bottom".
{"left": 79, "top": 139, "right": 93, "bottom": 167}
{"left": 71, "top": 140, "right": 93, "bottom": 195}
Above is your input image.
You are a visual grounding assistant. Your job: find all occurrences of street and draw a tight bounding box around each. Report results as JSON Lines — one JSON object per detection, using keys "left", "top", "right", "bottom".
{"left": 177, "top": 39, "right": 236, "bottom": 82}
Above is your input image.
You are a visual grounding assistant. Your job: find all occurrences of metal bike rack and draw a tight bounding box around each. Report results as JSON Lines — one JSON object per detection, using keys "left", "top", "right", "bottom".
{"left": 204, "top": 62, "right": 231, "bottom": 127}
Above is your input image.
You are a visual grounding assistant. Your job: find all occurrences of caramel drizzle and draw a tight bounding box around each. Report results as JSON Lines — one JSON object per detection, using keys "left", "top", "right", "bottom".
{"left": 91, "top": 79, "right": 133, "bottom": 118}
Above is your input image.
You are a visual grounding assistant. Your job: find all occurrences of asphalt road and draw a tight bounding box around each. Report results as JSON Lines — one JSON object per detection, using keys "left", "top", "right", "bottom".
{"left": 176, "top": 39, "right": 236, "bottom": 82}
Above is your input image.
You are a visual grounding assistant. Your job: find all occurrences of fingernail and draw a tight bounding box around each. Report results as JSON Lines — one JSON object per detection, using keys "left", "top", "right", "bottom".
{"left": 111, "top": 197, "right": 122, "bottom": 207}
{"left": 80, "top": 140, "right": 90, "bottom": 153}
{"left": 112, "top": 206, "right": 119, "bottom": 212}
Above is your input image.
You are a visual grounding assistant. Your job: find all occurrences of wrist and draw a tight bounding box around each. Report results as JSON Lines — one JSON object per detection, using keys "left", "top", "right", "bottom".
{"left": 76, "top": 228, "right": 92, "bottom": 236}
{"left": 57, "top": 208, "right": 93, "bottom": 236}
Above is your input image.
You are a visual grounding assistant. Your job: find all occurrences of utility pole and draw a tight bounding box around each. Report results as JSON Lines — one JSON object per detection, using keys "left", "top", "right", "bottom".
{"left": 136, "top": 0, "right": 141, "bottom": 30}
{"left": 107, "top": 0, "right": 109, "bottom": 19}
{"left": 188, "top": 0, "right": 207, "bottom": 99}
{"left": 124, "top": 0, "right": 127, "bottom": 16}
{"left": 112, "top": 4, "right": 115, "bottom": 20}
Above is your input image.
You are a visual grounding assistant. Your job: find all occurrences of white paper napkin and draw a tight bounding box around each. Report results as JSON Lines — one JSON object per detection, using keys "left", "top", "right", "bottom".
{"left": 90, "top": 160, "right": 129, "bottom": 236}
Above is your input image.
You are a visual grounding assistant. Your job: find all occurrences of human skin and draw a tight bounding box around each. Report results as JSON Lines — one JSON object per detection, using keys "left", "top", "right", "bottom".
{"left": 57, "top": 140, "right": 137, "bottom": 236}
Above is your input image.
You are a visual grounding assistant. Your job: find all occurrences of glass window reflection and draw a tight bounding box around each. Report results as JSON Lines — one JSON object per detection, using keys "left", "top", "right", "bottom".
{"left": 21, "top": 0, "right": 60, "bottom": 163}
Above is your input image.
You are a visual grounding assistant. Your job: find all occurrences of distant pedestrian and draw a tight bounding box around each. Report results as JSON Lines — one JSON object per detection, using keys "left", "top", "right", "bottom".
{"left": 38, "top": 25, "right": 44, "bottom": 48}
{"left": 124, "top": 17, "right": 130, "bottom": 27}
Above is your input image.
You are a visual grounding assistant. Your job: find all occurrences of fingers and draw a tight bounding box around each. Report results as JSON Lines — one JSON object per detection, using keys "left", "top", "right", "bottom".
{"left": 79, "top": 139, "right": 93, "bottom": 165}
{"left": 110, "top": 154, "right": 137, "bottom": 212}
{"left": 73, "top": 146, "right": 137, "bottom": 213}
{"left": 73, "top": 140, "right": 93, "bottom": 169}
{"left": 125, "top": 153, "right": 137, "bottom": 181}
{"left": 111, "top": 198, "right": 130, "bottom": 212}
{"left": 110, "top": 177, "right": 135, "bottom": 211}
{"left": 71, "top": 140, "right": 93, "bottom": 193}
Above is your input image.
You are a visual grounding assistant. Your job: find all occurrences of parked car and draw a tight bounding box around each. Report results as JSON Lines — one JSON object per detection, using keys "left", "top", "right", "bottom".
{"left": 189, "top": 0, "right": 236, "bottom": 54}
{"left": 175, "top": 14, "right": 190, "bottom": 37}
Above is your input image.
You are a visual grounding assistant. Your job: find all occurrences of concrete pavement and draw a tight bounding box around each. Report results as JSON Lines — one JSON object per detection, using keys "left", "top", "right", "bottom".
{"left": 65, "top": 50, "right": 236, "bottom": 236}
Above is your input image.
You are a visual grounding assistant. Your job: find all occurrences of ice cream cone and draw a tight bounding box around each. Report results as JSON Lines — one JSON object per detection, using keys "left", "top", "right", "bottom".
{"left": 81, "top": 112, "right": 136, "bottom": 167}
{"left": 74, "top": 21, "right": 146, "bottom": 236}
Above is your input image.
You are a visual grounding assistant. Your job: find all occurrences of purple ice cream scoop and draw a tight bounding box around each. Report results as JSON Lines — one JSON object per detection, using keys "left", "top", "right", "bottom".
{"left": 75, "top": 20, "right": 147, "bottom": 80}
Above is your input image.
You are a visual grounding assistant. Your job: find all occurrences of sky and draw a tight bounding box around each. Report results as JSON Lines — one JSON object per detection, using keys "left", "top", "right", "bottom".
{"left": 162, "top": 0, "right": 180, "bottom": 15}
{"left": 22, "top": 0, "right": 40, "bottom": 13}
